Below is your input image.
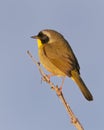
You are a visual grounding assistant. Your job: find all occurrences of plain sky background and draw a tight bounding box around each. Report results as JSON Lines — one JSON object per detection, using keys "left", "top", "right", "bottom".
{"left": 0, "top": 0, "right": 104, "bottom": 130}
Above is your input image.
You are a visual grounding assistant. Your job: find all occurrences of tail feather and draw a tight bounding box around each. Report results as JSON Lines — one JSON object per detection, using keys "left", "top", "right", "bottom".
{"left": 71, "top": 70, "right": 93, "bottom": 101}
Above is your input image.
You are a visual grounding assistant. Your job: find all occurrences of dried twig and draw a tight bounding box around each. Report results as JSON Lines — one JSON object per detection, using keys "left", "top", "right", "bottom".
{"left": 27, "top": 50, "right": 84, "bottom": 130}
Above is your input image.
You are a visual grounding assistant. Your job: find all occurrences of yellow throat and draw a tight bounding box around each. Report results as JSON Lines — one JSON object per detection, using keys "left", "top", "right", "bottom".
{"left": 37, "top": 39, "right": 43, "bottom": 48}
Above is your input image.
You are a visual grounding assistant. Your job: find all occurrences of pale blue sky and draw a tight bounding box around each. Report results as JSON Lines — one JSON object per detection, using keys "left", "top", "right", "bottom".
{"left": 0, "top": 0, "right": 104, "bottom": 130}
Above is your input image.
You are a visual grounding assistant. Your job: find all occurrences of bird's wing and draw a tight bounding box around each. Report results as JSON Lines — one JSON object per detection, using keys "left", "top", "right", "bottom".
{"left": 43, "top": 41, "right": 80, "bottom": 77}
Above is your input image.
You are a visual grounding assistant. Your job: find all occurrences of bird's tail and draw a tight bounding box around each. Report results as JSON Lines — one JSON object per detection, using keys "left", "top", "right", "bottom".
{"left": 71, "top": 70, "right": 93, "bottom": 101}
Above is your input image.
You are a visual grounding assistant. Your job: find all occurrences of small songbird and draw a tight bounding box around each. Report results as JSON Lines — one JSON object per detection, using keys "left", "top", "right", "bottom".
{"left": 31, "top": 29, "right": 93, "bottom": 101}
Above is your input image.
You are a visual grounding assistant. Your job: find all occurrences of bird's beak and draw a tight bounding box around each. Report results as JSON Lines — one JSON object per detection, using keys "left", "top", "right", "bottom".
{"left": 31, "top": 35, "right": 38, "bottom": 39}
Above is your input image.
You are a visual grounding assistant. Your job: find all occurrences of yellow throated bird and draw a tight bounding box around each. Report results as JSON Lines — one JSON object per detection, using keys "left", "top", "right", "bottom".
{"left": 31, "top": 29, "right": 93, "bottom": 101}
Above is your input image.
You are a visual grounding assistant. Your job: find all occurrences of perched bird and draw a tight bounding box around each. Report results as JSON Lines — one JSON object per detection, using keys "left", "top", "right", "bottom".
{"left": 31, "top": 29, "right": 93, "bottom": 101}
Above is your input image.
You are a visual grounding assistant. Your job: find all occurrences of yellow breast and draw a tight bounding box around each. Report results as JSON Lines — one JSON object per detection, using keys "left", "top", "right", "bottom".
{"left": 38, "top": 43, "right": 66, "bottom": 77}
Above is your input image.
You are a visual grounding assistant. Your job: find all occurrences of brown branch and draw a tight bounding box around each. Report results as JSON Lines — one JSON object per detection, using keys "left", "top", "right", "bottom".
{"left": 27, "top": 50, "right": 84, "bottom": 130}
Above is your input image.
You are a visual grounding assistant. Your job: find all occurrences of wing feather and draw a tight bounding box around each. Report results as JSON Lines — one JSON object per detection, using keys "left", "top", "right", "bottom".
{"left": 44, "top": 41, "right": 80, "bottom": 76}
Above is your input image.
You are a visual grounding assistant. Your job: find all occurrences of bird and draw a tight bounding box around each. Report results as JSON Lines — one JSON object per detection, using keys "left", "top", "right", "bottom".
{"left": 31, "top": 29, "right": 93, "bottom": 101}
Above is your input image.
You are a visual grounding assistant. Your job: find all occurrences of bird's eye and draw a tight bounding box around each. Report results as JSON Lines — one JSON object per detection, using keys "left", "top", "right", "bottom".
{"left": 38, "top": 32, "right": 49, "bottom": 44}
